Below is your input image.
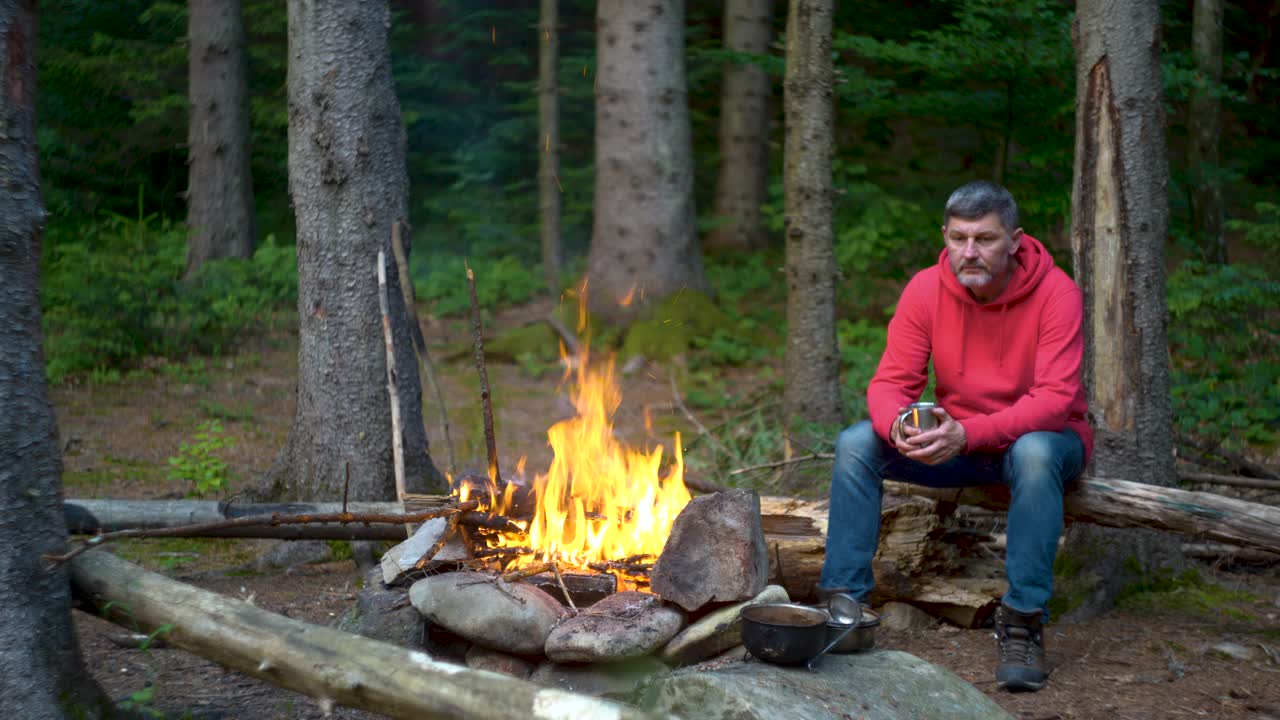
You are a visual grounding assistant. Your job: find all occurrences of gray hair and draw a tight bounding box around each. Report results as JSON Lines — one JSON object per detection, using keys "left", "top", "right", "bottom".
{"left": 943, "top": 181, "right": 1020, "bottom": 233}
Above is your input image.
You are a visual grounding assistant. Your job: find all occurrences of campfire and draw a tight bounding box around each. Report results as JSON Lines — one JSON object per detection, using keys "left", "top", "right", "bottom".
{"left": 450, "top": 298, "right": 691, "bottom": 592}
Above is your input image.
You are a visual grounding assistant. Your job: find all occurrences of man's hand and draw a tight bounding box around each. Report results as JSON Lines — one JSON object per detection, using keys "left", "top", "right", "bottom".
{"left": 897, "top": 407, "right": 966, "bottom": 465}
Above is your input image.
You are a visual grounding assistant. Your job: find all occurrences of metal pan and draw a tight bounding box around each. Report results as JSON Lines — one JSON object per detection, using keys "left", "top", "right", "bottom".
{"left": 740, "top": 603, "right": 828, "bottom": 665}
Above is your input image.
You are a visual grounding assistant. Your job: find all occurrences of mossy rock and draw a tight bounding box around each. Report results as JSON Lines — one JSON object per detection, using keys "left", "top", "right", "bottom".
{"left": 620, "top": 291, "right": 731, "bottom": 362}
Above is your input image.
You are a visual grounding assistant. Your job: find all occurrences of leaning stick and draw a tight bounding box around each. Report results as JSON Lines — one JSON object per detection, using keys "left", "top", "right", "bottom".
{"left": 391, "top": 222, "right": 458, "bottom": 478}
{"left": 46, "top": 503, "right": 477, "bottom": 566}
{"left": 669, "top": 372, "right": 741, "bottom": 466}
{"left": 377, "top": 250, "right": 407, "bottom": 503}
{"left": 465, "top": 264, "right": 502, "bottom": 487}
{"left": 551, "top": 562, "right": 578, "bottom": 612}
{"left": 414, "top": 512, "right": 462, "bottom": 569}
{"left": 728, "top": 453, "right": 834, "bottom": 476}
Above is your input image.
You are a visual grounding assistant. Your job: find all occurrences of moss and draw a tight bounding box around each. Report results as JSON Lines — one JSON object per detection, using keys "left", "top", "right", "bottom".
{"left": 1116, "top": 568, "right": 1262, "bottom": 621}
{"left": 619, "top": 291, "right": 731, "bottom": 361}
{"left": 327, "top": 539, "right": 355, "bottom": 561}
{"left": 1047, "top": 549, "right": 1091, "bottom": 618}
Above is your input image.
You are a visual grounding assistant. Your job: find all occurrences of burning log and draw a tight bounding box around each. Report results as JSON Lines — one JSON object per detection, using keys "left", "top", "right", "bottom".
{"left": 70, "top": 551, "right": 658, "bottom": 720}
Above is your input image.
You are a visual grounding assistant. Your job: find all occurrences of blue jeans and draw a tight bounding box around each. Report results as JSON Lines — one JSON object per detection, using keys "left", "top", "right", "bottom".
{"left": 819, "top": 420, "right": 1085, "bottom": 614}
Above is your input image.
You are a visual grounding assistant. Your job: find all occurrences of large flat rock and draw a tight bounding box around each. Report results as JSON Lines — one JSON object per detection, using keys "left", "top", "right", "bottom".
{"left": 632, "top": 649, "right": 1013, "bottom": 720}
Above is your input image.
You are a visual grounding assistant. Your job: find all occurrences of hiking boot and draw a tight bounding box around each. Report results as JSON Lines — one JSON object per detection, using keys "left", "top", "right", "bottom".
{"left": 993, "top": 604, "right": 1048, "bottom": 691}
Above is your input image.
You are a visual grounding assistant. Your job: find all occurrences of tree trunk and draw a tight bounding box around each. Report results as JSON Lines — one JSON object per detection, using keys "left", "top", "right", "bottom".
{"left": 266, "top": 0, "right": 445, "bottom": 502}
{"left": 782, "top": 0, "right": 842, "bottom": 427}
{"left": 1071, "top": 0, "right": 1173, "bottom": 486}
{"left": 706, "top": 0, "right": 773, "bottom": 253}
{"left": 1188, "top": 0, "right": 1226, "bottom": 264}
{"left": 0, "top": 4, "right": 113, "bottom": 716}
{"left": 587, "top": 0, "right": 708, "bottom": 324}
{"left": 185, "top": 0, "right": 257, "bottom": 278}
{"left": 70, "top": 551, "right": 660, "bottom": 720}
{"left": 539, "top": 0, "right": 562, "bottom": 293}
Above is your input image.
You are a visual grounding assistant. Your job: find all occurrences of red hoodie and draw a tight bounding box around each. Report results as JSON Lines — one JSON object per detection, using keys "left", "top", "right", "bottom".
{"left": 866, "top": 234, "right": 1093, "bottom": 462}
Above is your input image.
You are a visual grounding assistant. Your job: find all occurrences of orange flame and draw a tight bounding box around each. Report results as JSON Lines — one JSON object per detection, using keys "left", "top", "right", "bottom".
{"left": 486, "top": 287, "right": 690, "bottom": 570}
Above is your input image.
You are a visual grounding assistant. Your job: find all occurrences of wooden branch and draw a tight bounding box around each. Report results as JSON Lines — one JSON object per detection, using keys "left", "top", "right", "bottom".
{"left": 391, "top": 221, "right": 458, "bottom": 478}
{"left": 465, "top": 264, "right": 502, "bottom": 488}
{"left": 62, "top": 498, "right": 525, "bottom": 540}
{"left": 378, "top": 249, "right": 407, "bottom": 502}
{"left": 669, "top": 372, "right": 741, "bottom": 466}
{"left": 50, "top": 503, "right": 476, "bottom": 565}
{"left": 728, "top": 453, "right": 833, "bottom": 476}
{"left": 551, "top": 562, "right": 578, "bottom": 612}
{"left": 503, "top": 561, "right": 555, "bottom": 583}
{"left": 543, "top": 313, "right": 579, "bottom": 357}
{"left": 1179, "top": 471, "right": 1280, "bottom": 492}
{"left": 1176, "top": 432, "right": 1280, "bottom": 480}
{"left": 69, "top": 551, "right": 659, "bottom": 720}
{"left": 414, "top": 513, "right": 461, "bottom": 570}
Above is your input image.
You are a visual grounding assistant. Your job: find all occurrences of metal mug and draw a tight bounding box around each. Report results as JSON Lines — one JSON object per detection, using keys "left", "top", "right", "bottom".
{"left": 898, "top": 402, "right": 938, "bottom": 433}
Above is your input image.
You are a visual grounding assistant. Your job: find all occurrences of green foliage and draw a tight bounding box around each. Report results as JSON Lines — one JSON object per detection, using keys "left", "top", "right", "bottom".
{"left": 167, "top": 420, "right": 235, "bottom": 498}
{"left": 415, "top": 254, "right": 545, "bottom": 317}
{"left": 1166, "top": 261, "right": 1280, "bottom": 452}
{"left": 41, "top": 210, "right": 296, "bottom": 383}
{"left": 1227, "top": 202, "right": 1280, "bottom": 250}
{"left": 837, "top": 318, "right": 889, "bottom": 417}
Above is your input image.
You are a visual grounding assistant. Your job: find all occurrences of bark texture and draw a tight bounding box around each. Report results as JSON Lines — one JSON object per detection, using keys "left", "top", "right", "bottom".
{"left": 1188, "top": 0, "right": 1226, "bottom": 263}
{"left": 185, "top": 0, "right": 257, "bottom": 277}
{"left": 707, "top": 0, "right": 773, "bottom": 252}
{"left": 587, "top": 0, "right": 707, "bottom": 323}
{"left": 1071, "top": 0, "right": 1173, "bottom": 486}
{"left": 268, "top": 0, "right": 444, "bottom": 502}
{"left": 0, "top": 3, "right": 112, "bottom": 716}
{"left": 539, "top": 0, "right": 561, "bottom": 292}
{"left": 782, "top": 0, "right": 842, "bottom": 427}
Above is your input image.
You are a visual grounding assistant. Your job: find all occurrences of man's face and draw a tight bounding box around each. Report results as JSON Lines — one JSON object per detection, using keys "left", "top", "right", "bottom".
{"left": 942, "top": 213, "right": 1022, "bottom": 299}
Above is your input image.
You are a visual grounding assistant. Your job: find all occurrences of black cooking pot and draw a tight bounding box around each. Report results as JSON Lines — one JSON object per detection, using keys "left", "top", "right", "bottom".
{"left": 740, "top": 603, "right": 828, "bottom": 665}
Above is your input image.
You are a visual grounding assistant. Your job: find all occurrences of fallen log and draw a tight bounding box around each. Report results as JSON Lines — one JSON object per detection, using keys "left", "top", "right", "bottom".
{"left": 886, "top": 475, "right": 1280, "bottom": 554}
{"left": 69, "top": 550, "right": 662, "bottom": 720}
{"left": 63, "top": 498, "right": 468, "bottom": 540}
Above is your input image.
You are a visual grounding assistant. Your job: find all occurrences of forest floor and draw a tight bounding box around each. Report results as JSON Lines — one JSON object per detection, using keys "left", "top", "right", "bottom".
{"left": 55, "top": 298, "right": 1280, "bottom": 720}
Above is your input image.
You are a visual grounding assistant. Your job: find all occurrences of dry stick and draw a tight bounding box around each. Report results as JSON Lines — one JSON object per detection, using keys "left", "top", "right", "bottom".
{"left": 47, "top": 504, "right": 476, "bottom": 566}
{"left": 377, "top": 250, "right": 407, "bottom": 503}
{"left": 391, "top": 222, "right": 458, "bottom": 479}
{"left": 1176, "top": 432, "right": 1280, "bottom": 480}
{"left": 543, "top": 313, "right": 580, "bottom": 357}
{"left": 668, "top": 371, "right": 742, "bottom": 467}
{"left": 473, "top": 546, "right": 532, "bottom": 559}
{"left": 502, "top": 561, "right": 555, "bottom": 583}
{"left": 466, "top": 264, "right": 502, "bottom": 487}
{"left": 1180, "top": 471, "right": 1280, "bottom": 492}
{"left": 551, "top": 562, "right": 578, "bottom": 612}
{"left": 342, "top": 461, "right": 351, "bottom": 514}
{"left": 728, "top": 453, "right": 834, "bottom": 477}
{"left": 414, "top": 512, "right": 461, "bottom": 569}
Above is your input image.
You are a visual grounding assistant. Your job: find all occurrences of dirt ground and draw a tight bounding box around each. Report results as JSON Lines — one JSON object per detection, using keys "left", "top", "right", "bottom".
{"left": 55, "top": 299, "right": 1280, "bottom": 720}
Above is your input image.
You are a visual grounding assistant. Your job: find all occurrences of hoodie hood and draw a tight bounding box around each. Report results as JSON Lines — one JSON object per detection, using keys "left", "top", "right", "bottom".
{"left": 937, "top": 233, "right": 1056, "bottom": 308}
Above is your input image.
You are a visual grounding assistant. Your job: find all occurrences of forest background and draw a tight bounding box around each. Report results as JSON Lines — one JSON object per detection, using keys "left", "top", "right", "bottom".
{"left": 36, "top": 0, "right": 1280, "bottom": 486}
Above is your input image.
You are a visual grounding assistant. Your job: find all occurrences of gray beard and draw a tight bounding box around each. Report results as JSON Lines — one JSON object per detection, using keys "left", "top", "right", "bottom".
{"left": 956, "top": 268, "right": 992, "bottom": 288}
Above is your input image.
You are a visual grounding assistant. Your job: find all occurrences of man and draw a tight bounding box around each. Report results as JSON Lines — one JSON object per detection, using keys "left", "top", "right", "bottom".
{"left": 819, "top": 181, "right": 1091, "bottom": 692}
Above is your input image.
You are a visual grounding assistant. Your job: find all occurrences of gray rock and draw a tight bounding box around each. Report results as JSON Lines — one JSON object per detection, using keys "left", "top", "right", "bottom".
{"left": 545, "top": 591, "right": 686, "bottom": 663}
{"left": 531, "top": 656, "right": 671, "bottom": 699}
{"left": 465, "top": 645, "right": 534, "bottom": 679}
{"left": 651, "top": 488, "right": 769, "bottom": 611}
{"left": 409, "top": 571, "right": 567, "bottom": 655}
{"left": 660, "top": 585, "right": 790, "bottom": 665}
{"left": 381, "top": 517, "right": 469, "bottom": 585}
{"left": 1209, "top": 641, "right": 1261, "bottom": 662}
{"left": 633, "top": 650, "right": 1014, "bottom": 720}
{"left": 334, "top": 567, "right": 422, "bottom": 647}
{"left": 879, "top": 601, "right": 937, "bottom": 632}
{"left": 254, "top": 539, "right": 332, "bottom": 571}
